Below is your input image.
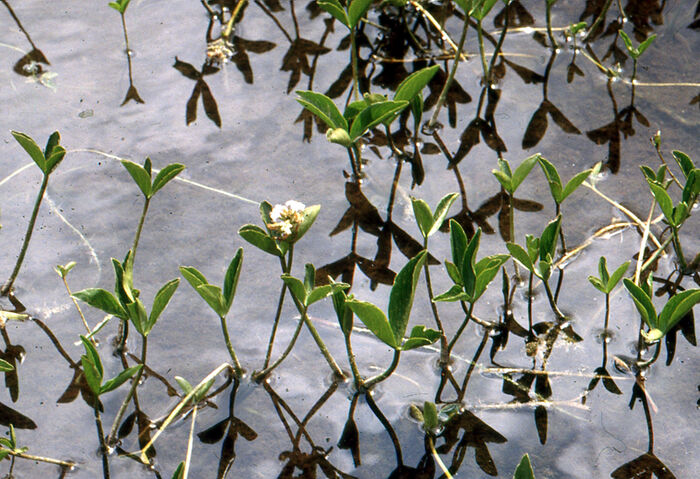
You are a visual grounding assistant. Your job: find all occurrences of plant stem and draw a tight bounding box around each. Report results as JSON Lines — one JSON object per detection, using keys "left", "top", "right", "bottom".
{"left": 131, "top": 197, "right": 150, "bottom": 266}
{"left": 1, "top": 173, "right": 49, "bottom": 296}
{"left": 222, "top": 0, "right": 248, "bottom": 41}
{"left": 637, "top": 341, "right": 661, "bottom": 368}
{"left": 584, "top": 0, "right": 613, "bottom": 41}
{"left": 0, "top": 448, "right": 75, "bottom": 468}
{"left": 542, "top": 278, "right": 566, "bottom": 320}
{"left": 446, "top": 301, "right": 474, "bottom": 358}
{"left": 350, "top": 28, "right": 360, "bottom": 101}
{"left": 427, "top": 14, "right": 470, "bottom": 129}
{"left": 220, "top": 315, "right": 243, "bottom": 376}
{"left": 363, "top": 348, "right": 400, "bottom": 390}
{"left": 671, "top": 227, "right": 688, "bottom": 272}
{"left": 476, "top": 19, "right": 489, "bottom": 80}
{"left": 182, "top": 406, "right": 197, "bottom": 479}
{"left": 545, "top": 0, "right": 559, "bottom": 49}
{"left": 299, "top": 304, "right": 345, "bottom": 378}
{"left": 107, "top": 335, "right": 148, "bottom": 446}
{"left": 262, "top": 247, "right": 293, "bottom": 369}
{"left": 343, "top": 331, "right": 363, "bottom": 391}
{"left": 94, "top": 405, "right": 110, "bottom": 479}
{"left": 428, "top": 436, "right": 454, "bottom": 478}
{"left": 422, "top": 240, "right": 448, "bottom": 364}
{"left": 253, "top": 315, "right": 305, "bottom": 381}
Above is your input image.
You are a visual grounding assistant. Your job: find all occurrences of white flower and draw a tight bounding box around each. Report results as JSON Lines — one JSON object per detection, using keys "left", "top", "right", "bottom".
{"left": 267, "top": 200, "right": 306, "bottom": 240}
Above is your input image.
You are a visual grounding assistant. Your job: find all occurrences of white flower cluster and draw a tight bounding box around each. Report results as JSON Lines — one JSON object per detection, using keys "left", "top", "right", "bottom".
{"left": 267, "top": 200, "right": 306, "bottom": 240}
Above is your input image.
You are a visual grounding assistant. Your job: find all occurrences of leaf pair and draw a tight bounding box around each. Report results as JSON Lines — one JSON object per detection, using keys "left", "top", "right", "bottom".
{"left": 80, "top": 336, "right": 142, "bottom": 397}
{"left": 174, "top": 376, "right": 215, "bottom": 405}
{"left": 0, "top": 425, "right": 27, "bottom": 461}
{"left": 538, "top": 157, "right": 595, "bottom": 206}
{"left": 346, "top": 251, "right": 440, "bottom": 350}
{"left": 411, "top": 193, "right": 459, "bottom": 239}
{"left": 507, "top": 215, "right": 561, "bottom": 281}
{"left": 588, "top": 257, "right": 630, "bottom": 295}
{"left": 180, "top": 249, "right": 243, "bottom": 318}
{"left": 239, "top": 202, "right": 320, "bottom": 257}
{"left": 121, "top": 157, "right": 185, "bottom": 199}
{"left": 11, "top": 131, "right": 66, "bottom": 176}
{"left": 281, "top": 264, "right": 349, "bottom": 309}
{"left": 435, "top": 223, "right": 509, "bottom": 303}
{"left": 317, "top": 0, "right": 372, "bottom": 30}
{"left": 454, "top": 0, "right": 499, "bottom": 20}
{"left": 619, "top": 31, "right": 656, "bottom": 60}
{"left": 492, "top": 154, "right": 540, "bottom": 195}
{"left": 623, "top": 279, "right": 700, "bottom": 343}
{"left": 108, "top": 0, "right": 131, "bottom": 14}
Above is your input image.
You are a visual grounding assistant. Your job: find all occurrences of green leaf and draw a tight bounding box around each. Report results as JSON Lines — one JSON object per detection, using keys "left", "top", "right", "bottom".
{"left": 506, "top": 243, "right": 533, "bottom": 272}
{"left": 126, "top": 299, "right": 149, "bottom": 335}
{"left": 73, "top": 288, "right": 128, "bottom": 319}
{"left": 648, "top": 183, "right": 674, "bottom": 224}
{"left": 619, "top": 30, "right": 634, "bottom": 55}
{"left": 411, "top": 197, "right": 433, "bottom": 238}
{"left": 473, "top": 255, "right": 509, "bottom": 301}
{"left": 348, "top": 0, "right": 373, "bottom": 28}
{"left": 317, "top": 0, "right": 350, "bottom": 28}
{"left": 349, "top": 101, "right": 408, "bottom": 140}
{"left": 44, "top": 146, "right": 66, "bottom": 175}
{"left": 281, "top": 275, "right": 308, "bottom": 306}
{"left": 433, "top": 284, "right": 468, "bottom": 302}
{"left": 0, "top": 359, "right": 14, "bottom": 372}
{"left": 401, "top": 325, "right": 441, "bottom": 350}
{"left": 461, "top": 229, "right": 481, "bottom": 298}
{"left": 293, "top": 204, "right": 321, "bottom": 244}
{"left": 239, "top": 224, "right": 284, "bottom": 256}
{"left": 623, "top": 279, "right": 658, "bottom": 329}
{"left": 640, "top": 165, "right": 656, "bottom": 182}
{"left": 296, "top": 90, "right": 348, "bottom": 130}
{"left": 346, "top": 300, "right": 398, "bottom": 349}
{"left": 588, "top": 276, "right": 606, "bottom": 294}
{"left": 148, "top": 278, "right": 180, "bottom": 333}
{"left": 193, "top": 377, "right": 216, "bottom": 402}
{"left": 388, "top": 251, "right": 427, "bottom": 342}
{"left": 171, "top": 462, "right": 184, "bottom": 479}
{"left": 511, "top": 154, "right": 540, "bottom": 193}
{"left": 636, "top": 34, "right": 656, "bottom": 56}
{"left": 428, "top": 193, "right": 459, "bottom": 237}
{"left": 539, "top": 215, "right": 561, "bottom": 261}
{"left": 394, "top": 65, "right": 440, "bottom": 103}
{"left": 561, "top": 168, "right": 592, "bottom": 203}
{"left": 672, "top": 151, "right": 694, "bottom": 179}
{"left": 179, "top": 266, "right": 208, "bottom": 290}
{"left": 422, "top": 401, "right": 439, "bottom": 430}
{"left": 492, "top": 169, "right": 512, "bottom": 192}
{"left": 537, "top": 156, "right": 563, "bottom": 203}
{"left": 597, "top": 256, "right": 610, "bottom": 286}
{"left": 121, "top": 160, "right": 152, "bottom": 198}
{"left": 223, "top": 248, "right": 243, "bottom": 313}
{"left": 682, "top": 170, "right": 699, "bottom": 204}
{"left": 81, "top": 355, "right": 103, "bottom": 396}
{"left": 151, "top": 163, "right": 185, "bottom": 196}
{"left": 174, "top": 376, "right": 194, "bottom": 394}
{"left": 195, "top": 284, "right": 227, "bottom": 317}
{"left": 45, "top": 131, "right": 61, "bottom": 157}
{"left": 304, "top": 263, "right": 316, "bottom": 293}
{"left": 608, "top": 261, "right": 630, "bottom": 291}
{"left": 672, "top": 202, "right": 689, "bottom": 227}
{"left": 472, "top": 0, "right": 499, "bottom": 20}
{"left": 449, "top": 219, "right": 468, "bottom": 270}
{"left": 514, "top": 453, "right": 535, "bottom": 479}
{"left": 101, "top": 365, "right": 142, "bottom": 395}
{"left": 306, "top": 285, "right": 335, "bottom": 306}
{"left": 536, "top": 258, "right": 552, "bottom": 281}
{"left": 331, "top": 287, "right": 354, "bottom": 336}
{"left": 452, "top": 0, "right": 473, "bottom": 14}
{"left": 80, "top": 335, "right": 103, "bottom": 379}
{"left": 409, "top": 93, "right": 424, "bottom": 133}
{"left": 11, "top": 131, "right": 46, "bottom": 172}
{"left": 55, "top": 261, "right": 77, "bottom": 278}
{"left": 657, "top": 289, "right": 700, "bottom": 335}
{"left": 445, "top": 261, "right": 462, "bottom": 285}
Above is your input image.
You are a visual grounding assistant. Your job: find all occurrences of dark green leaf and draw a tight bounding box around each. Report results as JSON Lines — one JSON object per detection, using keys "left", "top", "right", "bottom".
{"left": 636, "top": 34, "right": 656, "bottom": 56}
{"left": 80, "top": 336, "right": 103, "bottom": 379}
{"left": 174, "top": 376, "right": 193, "bottom": 394}
{"left": 539, "top": 215, "right": 561, "bottom": 261}
{"left": 73, "top": 288, "right": 128, "bottom": 319}
{"left": 506, "top": 243, "right": 533, "bottom": 272}
{"left": 608, "top": 261, "right": 630, "bottom": 291}
{"left": 623, "top": 279, "right": 658, "bottom": 329}
{"left": 317, "top": 0, "right": 350, "bottom": 28}
{"left": 151, "top": 163, "right": 185, "bottom": 196}
{"left": 514, "top": 453, "right": 535, "bottom": 479}
{"left": 512, "top": 154, "right": 540, "bottom": 193}
{"left": 598, "top": 256, "right": 610, "bottom": 286}
{"left": 561, "top": 169, "right": 592, "bottom": 202}
{"left": 126, "top": 299, "right": 148, "bottom": 335}
{"left": 648, "top": 183, "right": 674, "bottom": 224}
{"left": 121, "top": 160, "right": 152, "bottom": 198}
{"left": 11, "top": 131, "right": 45, "bottom": 172}
{"left": 0, "top": 359, "right": 13, "bottom": 372}
{"left": 331, "top": 287, "right": 353, "bottom": 336}
{"left": 449, "top": 219, "right": 468, "bottom": 269}
{"left": 422, "top": 401, "right": 439, "bottom": 430}
{"left": 179, "top": 266, "right": 208, "bottom": 290}
{"left": 433, "top": 284, "right": 468, "bottom": 302}
{"left": 588, "top": 276, "right": 606, "bottom": 294}
{"left": 537, "top": 156, "right": 562, "bottom": 203}
{"left": 394, "top": 65, "right": 440, "bottom": 103}
{"left": 81, "top": 355, "right": 102, "bottom": 396}
{"left": 148, "top": 278, "right": 180, "bottom": 332}
{"left": 304, "top": 263, "right": 316, "bottom": 293}
{"left": 196, "top": 284, "right": 226, "bottom": 317}
{"left": 296, "top": 90, "right": 348, "bottom": 130}
{"left": 672, "top": 150, "right": 694, "bottom": 179}
{"left": 101, "top": 365, "right": 142, "bottom": 395}
{"left": 349, "top": 101, "right": 408, "bottom": 140}
{"left": 401, "top": 325, "right": 441, "bottom": 350}
{"left": 388, "top": 251, "right": 427, "bottom": 341}
{"left": 223, "top": 248, "right": 244, "bottom": 313}
{"left": 473, "top": 255, "right": 509, "bottom": 301}
{"left": 44, "top": 146, "right": 66, "bottom": 175}
{"left": 239, "top": 224, "right": 284, "bottom": 256}
{"left": 445, "top": 261, "right": 463, "bottom": 285}
{"left": 293, "top": 204, "right": 321, "bottom": 243}
{"left": 429, "top": 193, "right": 459, "bottom": 237}
{"left": 411, "top": 197, "right": 433, "bottom": 238}
{"left": 461, "top": 229, "right": 482, "bottom": 297}
{"left": 346, "top": 300, "right": 397, "bottom": 349}
{"left": 281, "top": 275, "right": 308, "bottom": 306}
{"left": 171, "top": 462, "right": 184, "bottom": 479}
{"left": 348, "top": 0, "right": 373, "bottom": 28}
{"left": 657, "top": 289, "right": 700, "bottom": 335}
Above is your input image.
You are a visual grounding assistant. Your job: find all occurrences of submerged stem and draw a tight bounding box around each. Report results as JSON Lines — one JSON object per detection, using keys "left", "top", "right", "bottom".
{"left": 94, "top": 406, "right": 110, "bottom": 479}
{"left": 220, "top": 315, "right": 243, "bottom": 377}
{"left": 2, "top": 173, "right": 50, "bottom": 296}
{"left": 363, "top": 348, "right": 400, "bottom": 390}
{"left": 542, "top": 279, "right": 566, "bottom": 320}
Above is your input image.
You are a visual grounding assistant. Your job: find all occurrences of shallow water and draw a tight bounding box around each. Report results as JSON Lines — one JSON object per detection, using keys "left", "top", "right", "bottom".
{"left": 0, "top": 0, "right": 698, "bottom": 478}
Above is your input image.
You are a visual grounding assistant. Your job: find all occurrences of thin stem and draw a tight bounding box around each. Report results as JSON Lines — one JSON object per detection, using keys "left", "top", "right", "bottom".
{"left": 223, "top": 0, "right": 248, "bottom": 41}
{"left": 131, "top": 197, "right": 150, "bottom": 265}
{"left": 542, "top": 279, "right": 566, "bottom": 320}
{"left": 352, "top": 143, "right": 363, "bottom": 178}
{"left": 476, "top": 19, "right": 489, "bottom": 80}
{"left": 363, "top": 348, "right": 400, "bottom": 390}
{"left": 219, "top": 315, "right": 243, "bottom": 376}
{"left": 107, "top": 335, "right": 148, "bottom": 446}
{"left": 2, "top": 173, "right": 49, "bottom": 296}
{"left": 446, "top": 302, "right": 475, "bottom": 358}
{"left": 299, "top": 305, "right": 345, "bottom": 378}
{"left": 637, "top": 341, "right": 661, "bottom": 368}
{"left": 428, "top": 436, "right": 453, "bottom": 479}
{"left": 62, "top": 275, "right": 92, "bottom": 336}
{"left": 262, "top": 247, "right": 292, "bottom": 369}
{"left": 485, "top": 2, "right": 509, "bottom": 82}
{"left": 422, "top": 243, "right": 448, "bottom": 364}
{"left": 527, "top": 271, "right": 534, "bottom": 332}
{"left": 343, "top": 331, "right": 362, "bottom": 391}
{"left": 671, "top": 227, "right": 688, "bottom": 272}
{"left": 350, "top": 28, "right": 360, "bottom": 100}
{"left": 604, "top": 293, "right": 610, "bottom": 330}
{"left": 584, "top": 0, "right": 613, "bottom": 42}
{"left": 182, "top": 406, "right": 197, "bottom": 479}
{"left": 427, "top": 14, "right": 470, "bottom": 128}
{"left": 545, "top": 0, "right": 559, "bottom": 49}
{"left": 253, "top": 315, "right": 305, "bottom": 380}
{"left": 0, "top": 448, "right": 75, "bottom": 468}
{"left": 634, "top": 198, "right": 657, "bottom": 284}
{"left": 94, "top": 405, "right": 110, "bottom": 479}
